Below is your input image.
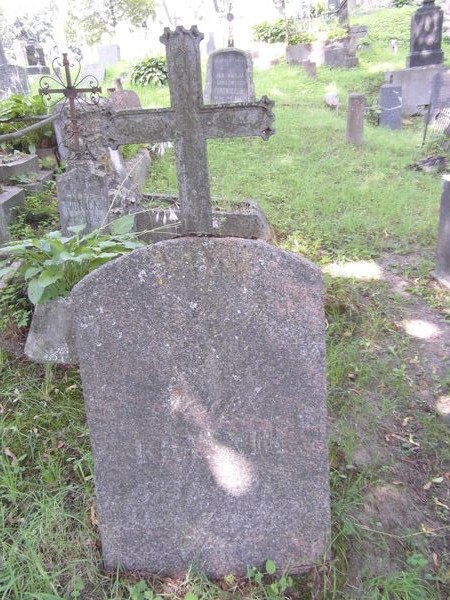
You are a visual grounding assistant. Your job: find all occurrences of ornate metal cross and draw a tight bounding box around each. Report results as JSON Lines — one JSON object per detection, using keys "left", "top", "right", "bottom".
{"left": 39, "top": 53, "right": 102, "bottom": 154}
{"left": 106, "top": 26, "right": 275, "bottom": 235}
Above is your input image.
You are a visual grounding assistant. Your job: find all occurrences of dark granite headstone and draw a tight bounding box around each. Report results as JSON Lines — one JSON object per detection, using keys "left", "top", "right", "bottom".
{"left": 204, "top": 48, "right": 255, "bottom": 104}
{"left": 71, "top": 236, "right": 330, "bottom": 576}
{"left": 379, "top": 84, "right": 402, "bottom": 130}
{"left": 407, "top": 0, "right": 444, "bottom": 68}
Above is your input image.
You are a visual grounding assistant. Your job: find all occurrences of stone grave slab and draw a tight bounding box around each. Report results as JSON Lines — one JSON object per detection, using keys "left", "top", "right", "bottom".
{"left": 379, "top": 84, "right": 402, "bottom": 130}
{"left": 71, "top": 236, "right": 330, "bottom": 576}
{"left": 0, "top": 154, "right": 39, "bottom": 183}
{"left": 407, "top": 0, "right": 444, "bottom": 68}
{"left": 385, "top": 65, "right": 444, "bottom": 116}
{"left": 429, "top": 69, "right": 450, "bottom": 122}
{"left": 204, "top": 48, "right": 255, "bottom": 104}
{"left": 0, "top": 186, "right": 25, "bottom": 242}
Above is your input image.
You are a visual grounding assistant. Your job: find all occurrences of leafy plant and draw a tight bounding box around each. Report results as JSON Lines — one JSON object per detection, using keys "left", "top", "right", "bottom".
{"left": 325, "top": 25, "right": 349, "bottom": 42}
{"left": 247, "top": 560, "right": 294, "bottom": 598}
{"left": 130, "top": 56, "right": 168, "bottom": 87}
{"left": 8, "top": 188, "right": 59, "bottom": 240}
{"left": 0, "top": 94, "right": 54, "bottom": 154}
{"left": 0, "top": 215, "right": 144, "bottom": 305}
{"left": 289, "top": 31, "right": 314, "bottom": 45}
{"left": 0, "top": 279, "right": 32, "bottom": 331}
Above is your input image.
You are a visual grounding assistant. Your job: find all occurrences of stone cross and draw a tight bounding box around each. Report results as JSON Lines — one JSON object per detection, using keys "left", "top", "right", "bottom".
{"left": 105, "top": 26, "right": 274, "bottom": 235}
{"left": 39, "top": 54, "right": 102, "bottom": 154}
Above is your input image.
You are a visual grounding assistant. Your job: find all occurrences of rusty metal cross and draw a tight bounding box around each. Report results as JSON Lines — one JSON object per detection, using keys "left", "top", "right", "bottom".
{"left": 39, "top": 53, "right": 102, "bottom": 153}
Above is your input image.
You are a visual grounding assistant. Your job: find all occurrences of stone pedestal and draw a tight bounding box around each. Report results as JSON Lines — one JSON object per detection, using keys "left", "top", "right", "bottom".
{"left": 0, "top": 154, "right": 39, "bottom": 183}
{"left": 407, "top": 0, "right": 444, "bottom": 68}
{"left": 346, "top": 93, "right": 365, "bottom": 145}
{"left": 385, "top": 65, "right": 444, "bottom": 116}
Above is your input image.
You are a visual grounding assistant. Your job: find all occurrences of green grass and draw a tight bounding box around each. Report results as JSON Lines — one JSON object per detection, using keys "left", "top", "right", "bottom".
{"left": 2, "top": 5, "right": 450, "bottom": 599}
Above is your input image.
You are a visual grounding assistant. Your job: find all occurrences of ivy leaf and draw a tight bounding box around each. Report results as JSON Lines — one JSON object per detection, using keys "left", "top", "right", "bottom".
{"left": 265, "top": 559, "right": 276, "bottom": 575}
{"left": 109, "top": 214, "right": 135, "bottom": 235}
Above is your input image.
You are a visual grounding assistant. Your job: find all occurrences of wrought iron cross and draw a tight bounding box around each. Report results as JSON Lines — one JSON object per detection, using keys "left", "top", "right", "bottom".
{"left": 39, "top": 53, "right": 102, "bottom": 154}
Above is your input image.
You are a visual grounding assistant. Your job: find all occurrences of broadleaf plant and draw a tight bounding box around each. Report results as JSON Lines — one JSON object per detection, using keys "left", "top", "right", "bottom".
{"left": 0, "top": 218, "right": 144, "bottom": 305}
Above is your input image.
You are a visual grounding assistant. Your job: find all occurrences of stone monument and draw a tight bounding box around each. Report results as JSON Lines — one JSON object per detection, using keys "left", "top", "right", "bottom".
{"left": 32, "top": 26, "right": 331, "bottom": 577}
{"left": 379, "top": 84, "right": 402, "bottom": 130}
{"left": 407, "top": 0, "right": 444, "bottom": 68}
{"left": 0, "top": 39, "right": 30, "bottom": 100}
{"left": 204, "top": 48, "right": 255, "bottom": 104}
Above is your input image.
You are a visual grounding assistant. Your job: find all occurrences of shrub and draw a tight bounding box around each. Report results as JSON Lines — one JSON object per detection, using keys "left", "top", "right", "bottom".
{"left": 0, "top": 216, "right": 144, "bottom": 305}
{"left": 0, "top": 94, "right": 54, "bottom": 154}
{"left": 253, "top": 18, "right": 317, "bottom": 45}
{"left": 289, "top": 31, "right": 314, "bottom": 45}
{"left": 130, "top": 56, "right": 168, "bottom": 87}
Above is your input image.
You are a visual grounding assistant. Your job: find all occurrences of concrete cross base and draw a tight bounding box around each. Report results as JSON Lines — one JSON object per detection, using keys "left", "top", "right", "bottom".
{"left": 0, "top": 186, "right": 25, "bottom": 243}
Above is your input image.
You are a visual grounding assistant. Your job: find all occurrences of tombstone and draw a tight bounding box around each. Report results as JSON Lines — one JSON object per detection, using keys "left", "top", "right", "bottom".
{"left": 0, "top": 39, "right": 30, "bottom": 100}
{"left": 429, "top": 69, "right": 450, "bottom": 122}
{"left": 109, "top": 89, "right": 142, "bottom": 112}
{"left": 71, "top": 237, "right": 330, "bottom": 576}
{"left": 98, "top": 44, "right": 120, "bottom": 67}
{"left": 346, "top": 93, "right": 365, "bottom": 145}
{"left": 204, "top": 48, "right": 255, "bottom": 104}
{"left": 25, "top": 38, "right": 50, "bottom": 75}
{"left": 302, "top": 60, "right": 317, "bottom": 80}
{"left": 434, "top": 174, "right": 450, "bottom": 288}
{"left": 80, "top": 63, "right": 105, "bottom": 86}
{"left": 407, "top": 0, "right": 444, "bottom": 68}
{"left": 206, "top": 32, "right": 216, "bottom": 55}
{"left": 379, "top": 84, "right": 402, "bottom": 130}
{"left": 41, "top": 27, "right": 331, "bottom": 576}
{"left": 324, "top": 39, "right": 359, "bottom": 68}
{"left": 57, "top": 167, "right": 111, "bottom": 233}
{"left": 386, "top": 65, "right": 444, "bottom": 116}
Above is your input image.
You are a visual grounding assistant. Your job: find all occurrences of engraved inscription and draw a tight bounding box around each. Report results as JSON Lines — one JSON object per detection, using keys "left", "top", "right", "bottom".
{"left": 212, "top": 52, "right": 249, "bottom": 104}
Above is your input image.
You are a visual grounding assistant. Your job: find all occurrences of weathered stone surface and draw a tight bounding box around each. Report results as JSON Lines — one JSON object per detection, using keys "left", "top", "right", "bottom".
{"left": 0, "top": 63, "right": 30, "bottom": 100}
{"left": 0, "top": 154, "right": 39, "bottom": 183}
{"left": 71, "top": 236, "right": 330, "bottom": 576}
{"left": 429, "top": 69, "right": 450, "bottom": 122}
{"left": 379, "top": 84, "right": 402, "bottom": 130}
{"left": 434, "top": 174, "right": 450, "bottom": 289}
{"left": 104, "top": 26, "right": 274, "bottom": 236}
{"left": 125, "top": 148, "right": 151, "bottom": 189}
{"left": 0, "top": 186, "right": 25, "bottom": 242}
{"left": 385, "top": 65, "right": 444, "bottom": 115}
{"left": 302, "top": 60, "right": 317, "bottom": 80}
{"left": 80, "top": 63, "right": 105, "bottom": 86}
{"left": 135, "top": 200, "right": 272, "bottom": 243}
{"left": 407, "top": 0, "right": 444, "bottom": 68}
{"left": 20, "top": 170, "right": 53, "bottom": 193}
{"left": 204, "top": 48, "right": 255, "bottom": 104}
{"left": 286, "top": 44, "right": 312, "bottom": 65}
{"left": 57, "top": 167, "right": 111, "bottom": 233}
{"left": 109, "top": 90, "right": 142, "bottom": 111}
{"left": 25, "top": 297, "right": 77, "bottom": 364}
{"left": 346, "top": 93, "right": 365, "bottom": 145}
{"left": 324, "top": 39, "right": 359, "bottom": 68}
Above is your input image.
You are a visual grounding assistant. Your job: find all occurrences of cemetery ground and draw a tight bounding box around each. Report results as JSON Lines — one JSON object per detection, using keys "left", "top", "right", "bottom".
{"left": 1, "top": 7, "right": 450, "bottom": 598}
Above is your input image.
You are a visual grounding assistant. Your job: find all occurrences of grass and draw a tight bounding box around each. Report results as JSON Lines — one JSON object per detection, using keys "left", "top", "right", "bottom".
{"left": 1, "top": 5, "right": 450, "bottom": 599}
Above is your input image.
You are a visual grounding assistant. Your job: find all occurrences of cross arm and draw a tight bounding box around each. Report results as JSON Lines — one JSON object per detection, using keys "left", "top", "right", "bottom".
{"left": 106, "top": 108, "right": 176, "bottom": 148}
{"left": 200, "top": 96, "right": 275, "bottom": 141}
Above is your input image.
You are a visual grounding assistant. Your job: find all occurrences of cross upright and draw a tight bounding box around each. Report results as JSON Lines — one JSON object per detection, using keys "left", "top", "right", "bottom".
{"left": 39, "top": 53, "right": 102, "bottom": 154}
{"left": 106, "top": 26, "right": 275, "bottom": 235}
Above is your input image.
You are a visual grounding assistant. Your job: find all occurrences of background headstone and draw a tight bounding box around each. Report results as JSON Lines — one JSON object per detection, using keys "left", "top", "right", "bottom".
{"left": 71, "top": 237, "right": 330, "bottom": 576}
{"left": 80, "top": 63, "right": 105, "bottom": 86}
{"left": 346, "top": 93, "right": 365, "bottom": 145}
{"left": 407, "top": 0, "right": 444, "bottom": 68}
{"left": 109, "top": 90, "right": 142, "bottom": 111}
{"left": 379, "top": 84, "right": 402, "bottom": 130}
{"left": 429, "top": 69, "right": 450, "bottom": 122}
{"left": 204, "top": 48, "right": 255, "bottom": 104}
{"left": 0, "top": 39, "right": 30, "bottom": 100}
{"left": 98, "top": 44, "right": 120, "bottom": 67}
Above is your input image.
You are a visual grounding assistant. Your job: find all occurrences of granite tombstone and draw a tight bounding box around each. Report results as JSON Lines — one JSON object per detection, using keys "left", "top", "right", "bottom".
{"left": 429, "top": 69, "right": 450, "bottom": 123}
{"left": 65, "top": 26, "right": 330, "bottom": 577}
{"left": 407, "top": 0, "right": 444, "bottom": 68}
{"left": 204, "top": 48, "right": 255, "bottom": 104}
{"left": 379, "top": 84, "right": 402, "bottom": 130}
{"left": 72, "top": 237, "right": 331, "bottom": 576}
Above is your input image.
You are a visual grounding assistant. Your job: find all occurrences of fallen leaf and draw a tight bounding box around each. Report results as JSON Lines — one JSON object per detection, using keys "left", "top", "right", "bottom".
{"left": 431, "top": 477, "right": 444, "bottom": 484}
{"left": 432, "top": 553, "right": 440, "bottom": 568}
{"left": 434, "top": 498, "right": 450, "bottom": 510}
{"left": 55, "top": 440, "right": 64, "bottom": 449}
{"left": 423, "top": 481, "right": 432, "bottom": 490}
{"left": 402, "top": 416, "right": 413, "bottom": 427}
{"left": 444, "top": 472, "right": 450, "bottom": 480}
{"left": 90, "top": 504, "right": 99, "bottom": 526}
{"left": 4, "top": 447, "right": 16, "bottom": 463}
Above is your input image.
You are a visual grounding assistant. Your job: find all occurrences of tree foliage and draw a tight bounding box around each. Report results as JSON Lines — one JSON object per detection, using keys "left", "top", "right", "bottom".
{"left": 66, "top": 0, "right": 156, "bottom": 46}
